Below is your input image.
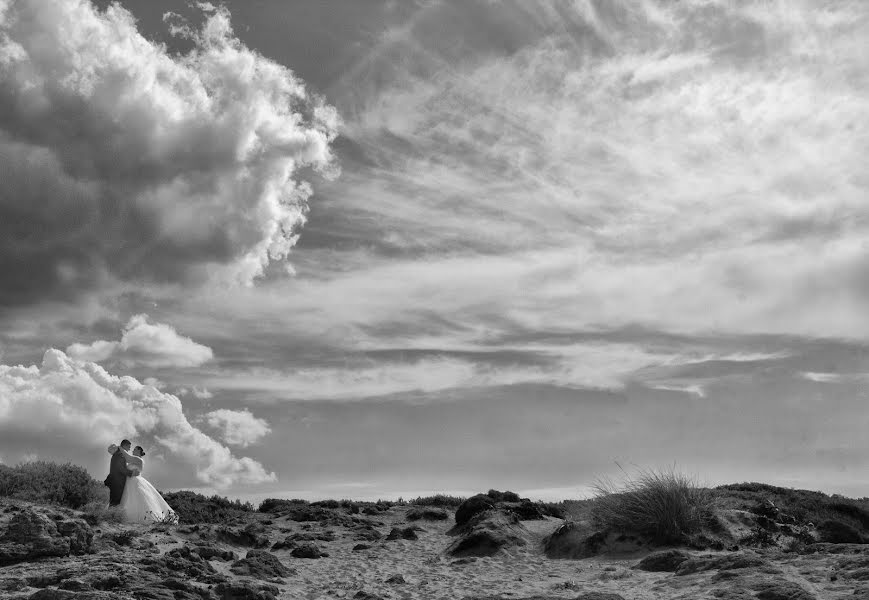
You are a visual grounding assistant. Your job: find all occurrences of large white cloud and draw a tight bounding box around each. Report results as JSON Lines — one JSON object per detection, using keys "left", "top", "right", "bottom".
{"left": 0, "top": 349, "right": 275, "bottom": 488}
{"left": 204, "top": 409, "right": 271, "bottom": 448}
{"left": 67, "top": 314, "right": 213, "bottom": 368}
{"left": 0, "top": 0, "right": 338, "bottom": 305}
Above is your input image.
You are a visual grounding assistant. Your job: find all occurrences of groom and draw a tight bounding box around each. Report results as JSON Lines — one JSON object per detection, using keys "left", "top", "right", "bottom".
{"left": 104, "top": 439, "right": 133, "bottom": 506}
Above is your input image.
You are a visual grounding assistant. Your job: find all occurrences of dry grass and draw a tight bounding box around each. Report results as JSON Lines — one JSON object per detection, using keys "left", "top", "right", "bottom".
{"left": 80, "top": 500, "right": 127, "bottom": 525}
{"left": 591, "top": 467, "right": 714, "bottom": 544}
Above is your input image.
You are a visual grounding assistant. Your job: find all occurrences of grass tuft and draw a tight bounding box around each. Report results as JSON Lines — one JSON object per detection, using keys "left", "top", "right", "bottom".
{"left": 591, "top": 467, "right": 713, "bottom": 544}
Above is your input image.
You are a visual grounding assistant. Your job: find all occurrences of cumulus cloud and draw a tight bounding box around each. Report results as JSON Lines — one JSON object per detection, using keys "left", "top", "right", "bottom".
{"left": 179, "top": 386, "right": 214, "bottom": 400}
{"left": 204, "top": 409, "right": 271, "bottom": 448}
{"left": 0, "top": 349, "right": 275, "bottom": 487}
{"left": 0, "top": 0, "right": 338, "bottom": 305}
{"left": 67, "top": 314, "right": 213, "bottom": 368}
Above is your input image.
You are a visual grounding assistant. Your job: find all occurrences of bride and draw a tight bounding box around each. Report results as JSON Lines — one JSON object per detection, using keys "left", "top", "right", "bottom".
{"left": 107, "top": 444, "right": 177, "bottom": 523}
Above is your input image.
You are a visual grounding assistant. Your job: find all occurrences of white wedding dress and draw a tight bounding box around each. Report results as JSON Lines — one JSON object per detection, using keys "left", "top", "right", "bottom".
{"left": 108, "top": 446, "right": 176, "bottom": 523}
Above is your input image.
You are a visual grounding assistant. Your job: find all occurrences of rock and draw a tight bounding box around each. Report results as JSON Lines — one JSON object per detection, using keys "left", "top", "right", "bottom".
{"left": 91, "top": 575, "right": 121, "bottom": 590}
{"left": 455, "top": 495, "right": 496, "bottom": 526}
{"left": 386, "top": 527, "right": 419, "bottom": 541}
{"left": 352, "top": 544, "right": 371, "bottom": 552}
{"left": 462, "top": 595, "right": 624, "bottom": 600}
{"left": 28, "top": 591, "right": 76, "bottom": 600}
{"left": 675, "top": 553, "right": 767, "bottom": 575}
{"left": 217, "top": 524, "right": 270, "bottom": 548}
{"left": 1, "top": 578, "right": 27, "bottom": 592}
{"left": 447, "top": 510, "right": 528, "bottom": 557}
{"left": 193, "top": 545, "right": 237, "bottom": 561}
{"left": 406, "top": 508, "right": 448, "bottom": 521}
{"left": 270, "top": 538, "right": 296, "bottom": 551}
{"left": 385, "top": 574, "right": 405, "bottom": 584}
{"left": 353, "top": 527, "right": 382, "bottom": 542}
{"left": 59, "top": 580, "right": 92, "bottom": 592}
{"left": 231, "top": 549, "right": 294, "bottom": 578}
{"left": 214, "top": 581, "right": 278, "bottom": 600}
{"left": 752, "top": 580, "right": 817, "bottom": 600}
{"left": 55, "top": 519, "right": 94, "bottom": 555}
{"left": 353, "top": 592, "right": 384, "bottom": 600}
{"left": 71, "top": 593, "right": 137, "bottom": 600}
{"left": 818, "top": 520, "right": 864, "bottom": 544}
{"left": 291, "top": 543, "right": 326, "bottom": 558}
{"left": 633, "top": 549, "right": 691, "bottom": 572}
{"left": 0, "top": 509, "right": 80, "bottom": 564}
{"left": 543, "top": 522, "right": 607, "bottom": 559}
{"left": 141, "top": 545, "right": 217, "bottom": 580}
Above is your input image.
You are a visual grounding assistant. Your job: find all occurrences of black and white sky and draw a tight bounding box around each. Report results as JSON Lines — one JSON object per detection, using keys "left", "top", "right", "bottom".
{"left": 1, "top": 0, "right": 868, "bottom": 501}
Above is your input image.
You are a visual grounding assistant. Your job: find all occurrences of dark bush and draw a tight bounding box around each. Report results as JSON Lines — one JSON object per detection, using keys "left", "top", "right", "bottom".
{"left": 311, "top": 499, "right": 340, "bottom": 509}
{"left": 0, "top": 461, "right": 105, "bottom": 509}
{"left": 258, "top": 498, "right": 309, "bottom": 513}
{"left": 409, "top": 494, "right": 466, "bottom": 508}
{"left": 162, "top": 490, "right": 253, "bottom": 524}
{"left": 407, "top": 507, "right": 449, "bottom": 521}
{"left": 818, "top": 519, "right": 864, "bottom": 544}
{"left": 715, "top": 482, "right": 869, "bottom": 538}
{"left": 487, "top": 489, "right": 521, "bottom": 503}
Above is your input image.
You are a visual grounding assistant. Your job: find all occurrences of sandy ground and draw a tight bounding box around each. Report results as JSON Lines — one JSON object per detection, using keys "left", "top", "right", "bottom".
{"left": 4, "top": 502, "right": 869, "bottom": 600}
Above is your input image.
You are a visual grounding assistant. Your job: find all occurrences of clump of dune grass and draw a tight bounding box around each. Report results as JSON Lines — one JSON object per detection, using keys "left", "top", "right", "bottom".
{"left": 590, "top": 467, "right": 714, "bottom": 545}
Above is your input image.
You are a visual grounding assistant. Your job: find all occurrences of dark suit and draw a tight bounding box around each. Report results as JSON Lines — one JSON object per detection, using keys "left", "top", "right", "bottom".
{"left": 105, "top": 449, "right": 132, "bottom": 506}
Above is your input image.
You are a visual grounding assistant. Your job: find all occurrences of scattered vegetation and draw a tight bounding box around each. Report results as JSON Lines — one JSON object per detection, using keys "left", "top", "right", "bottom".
{"left": 715, "top": 482, "right": 869, "bottom": 539}
{"left": 258, "top": 498, "right": 309, "bottom": 513}
{"left": 80, "top": 500, "right": 126, "bottom": 525}
{"left": 161, "top": 490, "right": 253, "bottom": 524}
{"left": 407, "top": 507, "right": 449, "bottom": 521}
{"left": 0, "top": 461, "right": 106, "bottom": 509}
{"left": 409, "top": 494, "right": 466, "bottom": 508}
{"left": 591, "top": 468, "right": 714, "bottom": 544}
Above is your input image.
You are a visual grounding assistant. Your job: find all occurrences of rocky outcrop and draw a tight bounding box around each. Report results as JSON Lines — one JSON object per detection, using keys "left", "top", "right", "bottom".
{"left": 0, "top": 509, "right": 93, "bottom": 565}
{"left": 290, "top": 543, "right": 327, "bottom": 559}
{"left": 632, "top": 549, "right": 691, "bottom": 572}
{"left": 675, "top": 552, "right": 767, "bottom": 575}
{"left": 543, "top": 522, "right": 608, "bottom": 559}
{"left": 217, "top": 524, "right": 270, "bottom": 548}
{"left": 385, "top": 526, "right": 420, "bottom": 541}
{"left": 230, "top": 550, "right": 294, "bottom": 579}
{"left": 455, "top": 495, "right": 496, "bottom": 527}
{"left": 447, "top": 510, "right": 528, "bottom": 557}
{"left": 214, "top": 580, "right": 279, "bottom": 600}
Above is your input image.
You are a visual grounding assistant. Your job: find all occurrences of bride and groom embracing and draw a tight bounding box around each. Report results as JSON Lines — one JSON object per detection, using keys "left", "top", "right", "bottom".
{"left": 104, "top": 439, "right": 177, "bottom": 523}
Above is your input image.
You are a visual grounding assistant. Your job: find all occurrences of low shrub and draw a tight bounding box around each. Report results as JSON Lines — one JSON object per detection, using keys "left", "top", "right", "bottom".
{"left": 407, "top": 507, "right": 449, "bottom": 521}
{"left": 591, "top": 468, "right": 713, "bottom": 545}
{"left": 81, "top": 501, "right": 126, "bottom": 525}
{"left": 487, "top": 489, "right": 522, "bottom": 503}
{"left": 161, "top": 490, "right": 253, "bottom": 524}
{"left": 258, "top": 498, "right": 309, "bottom": 513}
{"left": 0, "top": 461, "right": 106, "bottom": 509}
{"left": 409, "top": 494, "right": 466, "bottom": 508}
{"left": 715, "top": 482, "right": 869, "bottom": 537}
